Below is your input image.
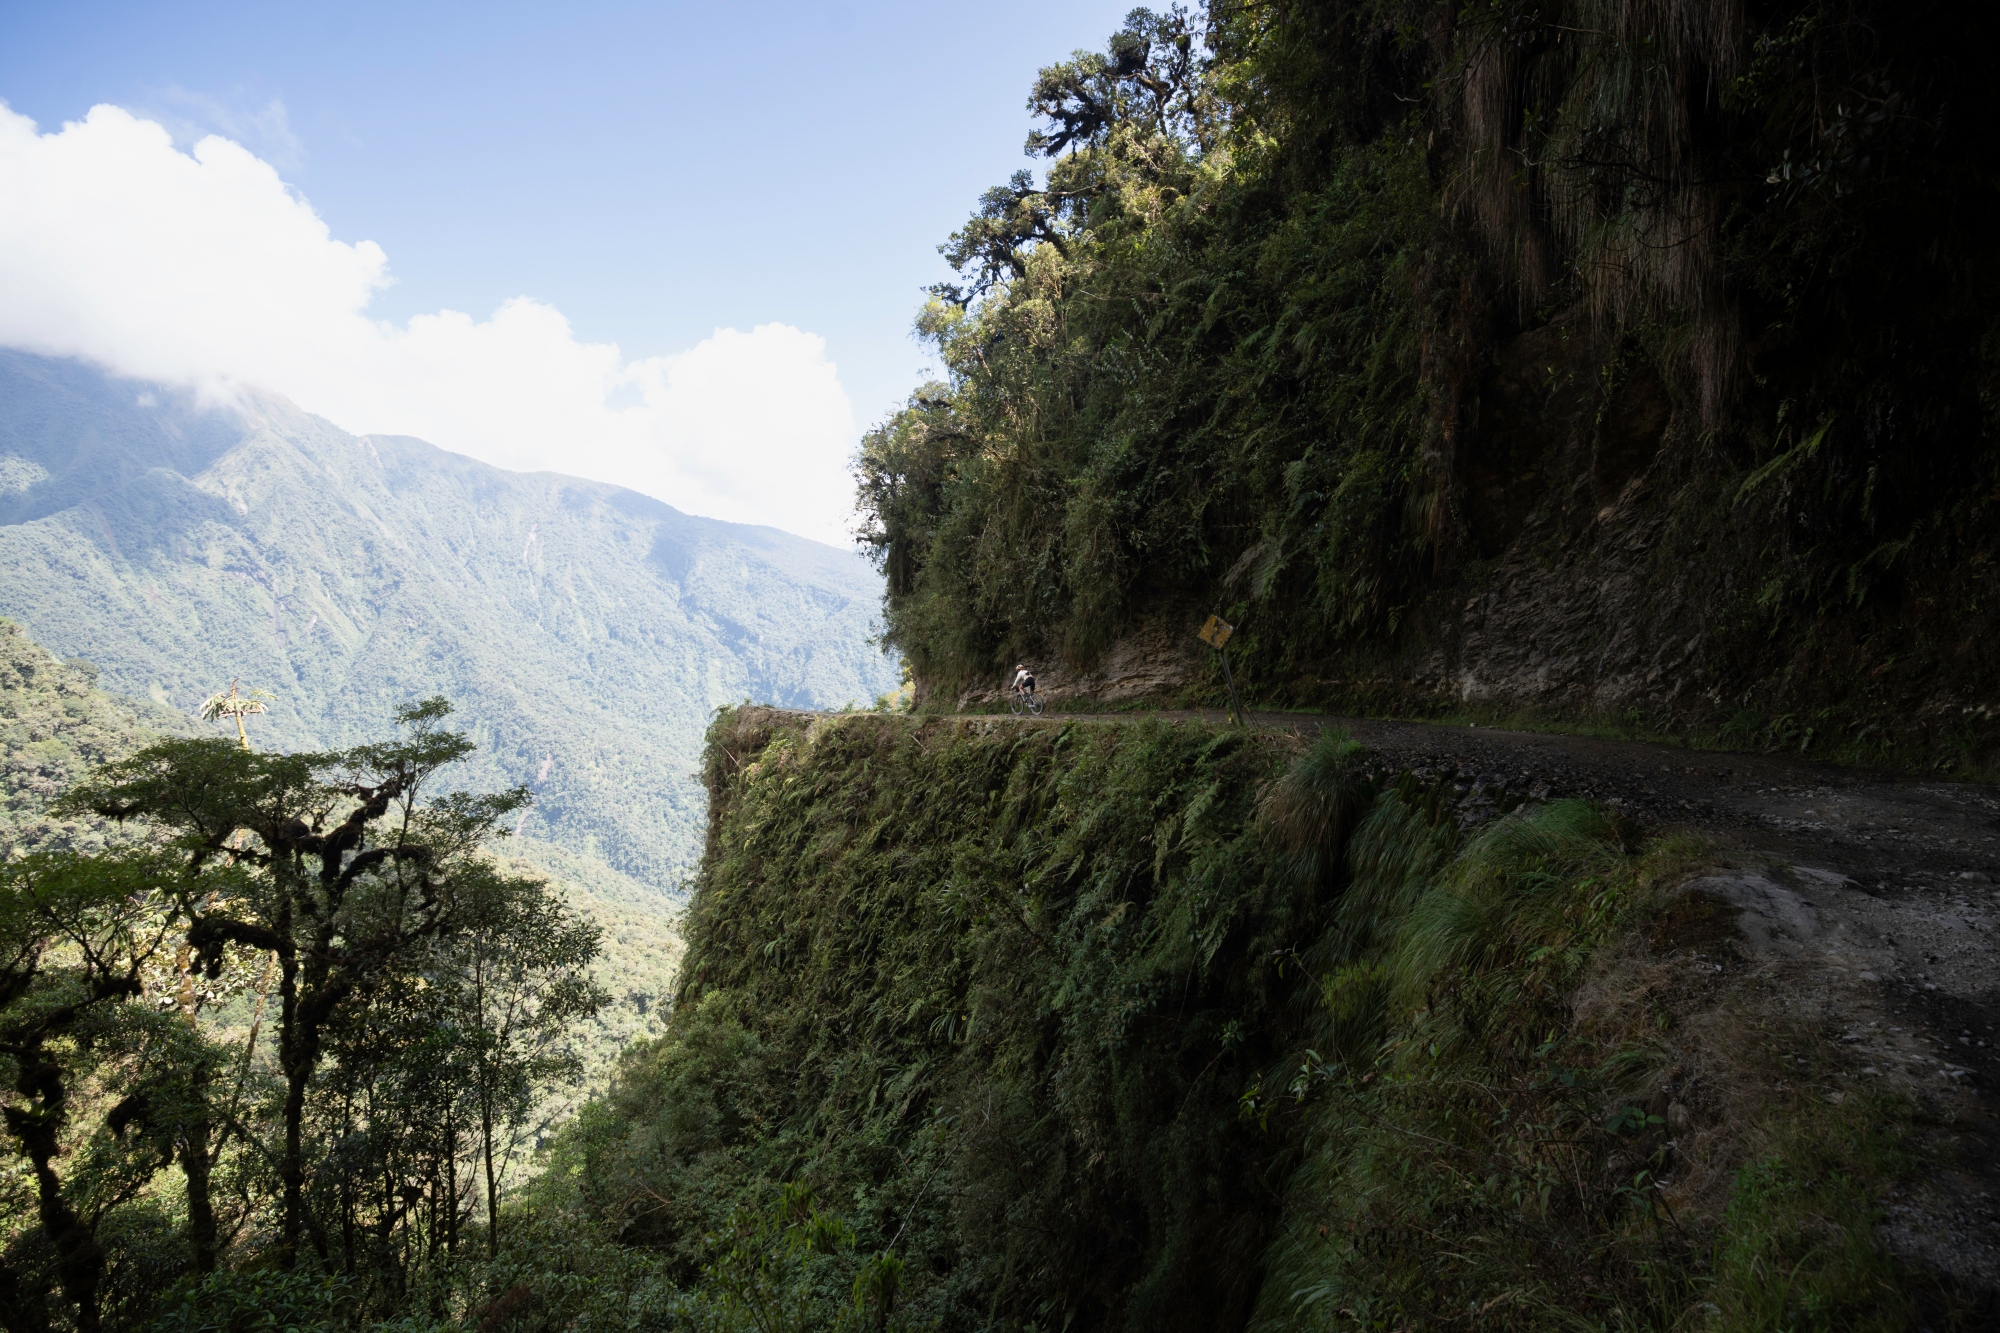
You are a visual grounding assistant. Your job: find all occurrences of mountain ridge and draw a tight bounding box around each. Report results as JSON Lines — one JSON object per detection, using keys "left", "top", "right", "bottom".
{"left": 0, "top": 348, "right": 899, "bottom": 892}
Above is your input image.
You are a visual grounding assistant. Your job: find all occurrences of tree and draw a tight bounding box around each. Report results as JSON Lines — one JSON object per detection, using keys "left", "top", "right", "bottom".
{"left": 0, "top": 850, "right": 225, "bottom": 1333}
{"left": 445, "top": 869, "right": 603, "bottom": 1256}
{"left": 300, "top": 862, "right": 601, "bottom": 1283}
{"left": 61, "top": 698, "right": 543, "bottom": 1270}
{"left": 932, "top": 5, "right": 1217, "bottom": 304}
{"left": 1023, "top": 5, "right": 1211, "bottom": 157}
{"left": 195, "top": 682, "right": 271, "bottom": 753}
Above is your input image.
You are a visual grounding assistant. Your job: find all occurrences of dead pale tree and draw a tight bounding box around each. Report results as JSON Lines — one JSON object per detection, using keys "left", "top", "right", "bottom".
{"left": 199, "top": 680, "right": 273, "bottom": 752}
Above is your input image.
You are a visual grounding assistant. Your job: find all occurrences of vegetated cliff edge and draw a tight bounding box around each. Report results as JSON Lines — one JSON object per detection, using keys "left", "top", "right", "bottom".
{"left": 543, "top": 706, "right": 1991, "bottom": 1331}
{"left": 859, "top": 3, "right": 2000, "bottom": 772}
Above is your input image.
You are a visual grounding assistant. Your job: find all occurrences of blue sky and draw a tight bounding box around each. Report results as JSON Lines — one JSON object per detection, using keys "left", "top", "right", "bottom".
{"left": 0, "top": 1, "right": 1139, "bottom": 538}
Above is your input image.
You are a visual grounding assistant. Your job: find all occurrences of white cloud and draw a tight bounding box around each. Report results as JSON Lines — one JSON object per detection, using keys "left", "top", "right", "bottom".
{"left": 132, "top": 88, "right": 306, "bottom": 172}
{"left": 0, "top": 101, "right": 860, "bottom": 544}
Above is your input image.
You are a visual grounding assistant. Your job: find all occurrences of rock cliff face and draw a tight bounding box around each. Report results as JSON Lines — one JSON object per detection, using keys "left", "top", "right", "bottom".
{"left": 1441, "top": 316, "right": 1701, "bottom": 712}
{"left": 943, "top": 616, "right": 1205, "bottom": 708}
{"left": 1420, "top": 313, "right": 1990, "bottom": 756}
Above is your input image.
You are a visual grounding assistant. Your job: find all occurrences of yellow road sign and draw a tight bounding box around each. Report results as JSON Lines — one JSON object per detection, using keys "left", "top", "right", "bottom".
{"left": 1197, "top": 615, "right": 1234, "bottom": 649}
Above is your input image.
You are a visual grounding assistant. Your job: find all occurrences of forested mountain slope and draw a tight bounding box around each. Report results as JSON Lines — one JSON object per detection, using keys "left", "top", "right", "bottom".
{"left": 859, "top": 1, "right": 2000, "bottom": 772}
{"left": 0, "top": 349, "right": 899, "bottom": 892}
{"left": 0, "top": 617, "right": 193, "bottom": 855}
{"left": 0, "top": 613, "right": 679, "bottom": 1092}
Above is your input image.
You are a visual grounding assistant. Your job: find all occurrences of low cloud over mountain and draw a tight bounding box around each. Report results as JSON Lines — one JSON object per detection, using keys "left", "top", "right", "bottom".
{"left": 0, "top": 102, "right": 859, "bottom": 542}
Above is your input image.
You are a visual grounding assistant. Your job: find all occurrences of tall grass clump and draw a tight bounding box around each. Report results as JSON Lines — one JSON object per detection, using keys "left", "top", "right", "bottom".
{"left": 1250, "top": 797, "right": 1665, "bottom": 1331}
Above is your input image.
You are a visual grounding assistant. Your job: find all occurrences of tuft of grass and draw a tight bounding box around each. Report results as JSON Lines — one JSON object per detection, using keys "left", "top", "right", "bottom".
{"left": 1257, "top": 728, "right": 1373, "bottom": 890}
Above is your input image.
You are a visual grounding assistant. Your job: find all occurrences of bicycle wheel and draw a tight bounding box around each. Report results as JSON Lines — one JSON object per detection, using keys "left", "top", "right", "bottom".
{"left": 1026, "top": 691, "right": 1044, "bottom": 716}
{"left": 1007, "top": 692, "right": 1027, "bottom": 715}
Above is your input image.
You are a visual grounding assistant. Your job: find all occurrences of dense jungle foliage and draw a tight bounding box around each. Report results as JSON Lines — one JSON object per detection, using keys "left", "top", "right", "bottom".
{"left": 0, "top": 694, "right": 606, "bottom": 1333}
{"left": 0, "top": 619, "right": 195, "bottom": 857}
{"left": 856, "top": 0, "right": 2000, "bottom": 767}
{"left": 494, "top": 708, "right": 1940, "bottom": 1330}
{"left": 6, "top": 699, "right": 1949, "bottom": 1331}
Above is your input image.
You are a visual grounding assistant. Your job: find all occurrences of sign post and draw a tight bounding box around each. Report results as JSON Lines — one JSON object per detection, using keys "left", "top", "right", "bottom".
{"left": 1196, "top": 615, "right": 1244, "bottom": 726}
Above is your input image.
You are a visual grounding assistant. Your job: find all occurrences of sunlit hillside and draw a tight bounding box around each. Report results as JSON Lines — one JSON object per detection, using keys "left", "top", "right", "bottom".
{"left": 0, "top": 349, "right": 901, "bottom": 895}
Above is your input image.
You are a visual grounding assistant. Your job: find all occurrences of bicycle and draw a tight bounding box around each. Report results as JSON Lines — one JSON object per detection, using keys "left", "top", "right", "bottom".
{"left": 1008, "top": 687, "right": 1044, "bottom": 717}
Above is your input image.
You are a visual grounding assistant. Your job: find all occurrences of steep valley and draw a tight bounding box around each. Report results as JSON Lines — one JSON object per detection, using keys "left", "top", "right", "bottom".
{"left": 0, "top": 615, "right": 681, "bottom": 1095}
{"left": 0, "top": 349, "right": 899, "bottom": 893}
{"left": 0, "top": 348, "right": 895, "bottom": 1081}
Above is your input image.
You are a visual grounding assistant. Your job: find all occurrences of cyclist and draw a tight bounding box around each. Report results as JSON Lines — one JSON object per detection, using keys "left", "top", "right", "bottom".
{"left": 1008, "top": 664, "right": 1044, "bottom": 715}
